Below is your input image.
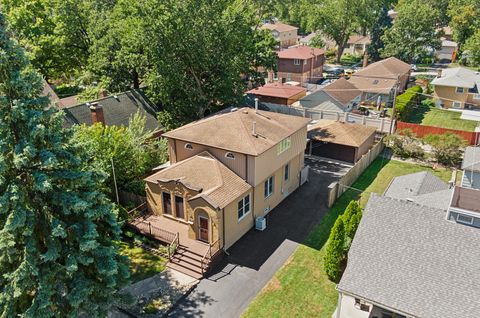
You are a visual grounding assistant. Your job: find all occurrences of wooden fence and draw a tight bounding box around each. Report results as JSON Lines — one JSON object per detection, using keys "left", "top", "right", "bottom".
{"left": 327, "top": 138, "right": 385, "bottom": 207}
{"left": 396, "top": 121, "right": 480, "bottom": 145}
{"left": 118, "top": 190, "right": 147, "bottom": 207}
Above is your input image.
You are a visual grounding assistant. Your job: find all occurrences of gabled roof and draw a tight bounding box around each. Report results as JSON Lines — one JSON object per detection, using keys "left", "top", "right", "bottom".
{"left": 277, "top": 46, "right": 324, "bottom": 60}
{"left": 261, "top": 22, "right": 298, "bottom": 33}
{"left": 297, "top": 90, "right": 346, "bottom": 112}
{"left": 247, "top": 83, "right": 306, "bottom": 99}
{"left": 163, "top": 107, "right": 310, "bottom": 156}
{"left": 462, "top": 146, "right": 480, "bottom": 172}
{"left": 322, "top": 78, "right": 362, "bottom": 106}
{"left": 431, "top": 67, "right": 480, "bottom": 89}
{"left": 144, "top": 152, "right": 251, "bottom": 209}
{"left": 353, "top": 57, "right": 411, "bottom": 80}
{"left": 307, "top": 119, "right": 376, "bottom": 147}
{"left": 338, "top": 194, "right": 480, "bottom": 318}
{"left": 63, "top": 89, "right": 161, "bottom": 132}
{"left": 384, "top": 171, "right": 449, "bottom": 198}
{"left": 347, "top": 34, "right": 371, "bottom": 45}
{"left": 347, "top": 75, "right": 398, "bottom": 94}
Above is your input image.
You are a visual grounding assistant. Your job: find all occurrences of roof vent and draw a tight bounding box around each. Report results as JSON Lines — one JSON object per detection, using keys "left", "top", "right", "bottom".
{"left": 255, "top": 98, "right": 259, "bottom": 112}
{"left": 406, "top": 198, "right": 414, "bottom": 202}
{"left": 373, "top": 80, "right": 379, "bottom": 85}
{"left": 252, "top": 121, "right": 257, "bottom": 137}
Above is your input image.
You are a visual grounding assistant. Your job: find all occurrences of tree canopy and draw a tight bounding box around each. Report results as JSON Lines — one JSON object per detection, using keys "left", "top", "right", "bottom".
{"left": 0, "top": 13, "right": 128, "bottom": 317}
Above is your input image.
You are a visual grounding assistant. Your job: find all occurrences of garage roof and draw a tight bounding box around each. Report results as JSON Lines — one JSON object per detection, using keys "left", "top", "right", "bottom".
{"left": 307, "top": 119, "right": 376, "bottom": 147}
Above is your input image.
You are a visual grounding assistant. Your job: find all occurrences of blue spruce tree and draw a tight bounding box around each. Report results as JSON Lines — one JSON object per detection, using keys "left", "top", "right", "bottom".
{"left": 0, "top": 14, "right": 128, "bottom": 317}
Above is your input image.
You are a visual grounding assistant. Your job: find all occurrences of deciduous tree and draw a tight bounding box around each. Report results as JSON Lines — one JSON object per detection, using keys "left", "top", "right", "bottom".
{"left": 0, "top": 14, "right": 128, "bottom": 317}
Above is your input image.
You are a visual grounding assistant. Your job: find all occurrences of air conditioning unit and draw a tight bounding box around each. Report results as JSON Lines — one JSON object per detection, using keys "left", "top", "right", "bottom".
{"left": 256, "top": 217, "right": 266, "bottom": 231}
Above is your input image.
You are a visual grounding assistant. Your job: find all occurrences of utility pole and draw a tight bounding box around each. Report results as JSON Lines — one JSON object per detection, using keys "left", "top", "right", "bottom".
{"left": 389, "top": 75, "right": 401, "bottom": 134}
{"left": 111, "top": 157, "right": 119, "bottom": 204}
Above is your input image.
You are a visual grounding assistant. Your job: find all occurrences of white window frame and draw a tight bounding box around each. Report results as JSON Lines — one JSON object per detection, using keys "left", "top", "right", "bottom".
{"left": 474, "top": 94, "right": 480, "bottom": 100}
{"left": 264, "top": 176, "right": 274, "bottom": 198}
{"left": 456, "top": 87, "right": 465, "bottom": 94}
{"left": 284, "top": 163, "right": 290, "bottom": 181}
{"left": 277, "top": 137, "right": 291, "bottom": 155}
{"left": 237, "top": 194, "right": 251, "bottom": 221}
{"left": 456, "top": 213, "right": 474, "bottom": 225}
{"left": 184, "top": 143, "right": 193, "bottom": 150}
{"left": 293, "top": 59, "right": 301, "bottom": 65}
{"left": 452, "top": 101, "right": 462, "bottom": 108}
{"left": 225, "top": 152, "right": 235, "bottom": 160}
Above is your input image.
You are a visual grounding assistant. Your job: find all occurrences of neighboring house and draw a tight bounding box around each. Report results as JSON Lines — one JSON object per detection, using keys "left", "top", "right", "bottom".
{"left": 42, "top": 80, "right": 63, "bottom": 108}
{"left": 462, "top": 146, "right": 480, "bottom": 189}
{"left": 297, "top": 78, "right": 362, "bottom": 112}
{"left": 63, "top": 89, "right": 162, "bottom": 134}
{"left": 350, "top": 57, "right": 411, "bottom": 105}
{"left": 270, "top": 46, "right": 325, "bottom": 86}
{"left": 246, "top": 83, "right": 306, "bottom": 105}
{"left": 344, "top": 35, "right": 371, "bottom": 56}
{"left": 431, "top": 67, "right": 480, "bottom": 109}
{"left": 306, "top": 120, "right": 376, "bottom": 163}
{"left": 435, "top": 39, "right": 458, "bottom": 62}
{"left": 336, "top": 193, "right": 480, "bottom": 318}
{"left": 141, "top": 107, "right": 310, "bottom": 275}
{"left": 261, "top": 22, "right": 298, "bottom": 49}
{"left": 299, "top": 32, "right": 317, "bottom": 46}
{"left": 447, "top": 186, "right": 480, "bottom": 228}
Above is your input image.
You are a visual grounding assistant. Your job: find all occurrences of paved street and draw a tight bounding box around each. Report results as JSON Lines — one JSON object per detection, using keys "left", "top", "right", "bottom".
{"left": 168, "top": 157, "right": 347, "bottom": 318}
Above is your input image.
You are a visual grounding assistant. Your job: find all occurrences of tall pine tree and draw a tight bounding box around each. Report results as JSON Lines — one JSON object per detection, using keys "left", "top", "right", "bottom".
{"left": 0, "top": 14, "right": 128, "bottom": 318}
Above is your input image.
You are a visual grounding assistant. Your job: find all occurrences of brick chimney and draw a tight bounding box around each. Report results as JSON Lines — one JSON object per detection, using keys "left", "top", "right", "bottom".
{"left": 89, "top": 102, "right": 105, "bottom": 125}
{"left": 362, "top": 52, "right": 369, "bottom": 68}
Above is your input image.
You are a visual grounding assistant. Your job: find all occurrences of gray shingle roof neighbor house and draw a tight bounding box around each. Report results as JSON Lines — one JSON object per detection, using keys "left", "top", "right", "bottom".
{"left": 383, "top": 171, "right": 453, "bottom": 209}
{"left": 431, "top": 67, "right": 480, "bottom": 89}
{"left": 63, "top": 89, "right": 161, "bottom": 132}
{"left": 462, "top": 146, "right": 480, "bottom": 172}
{"left": 337, "top": 194, "right": 480, "bottom": 318}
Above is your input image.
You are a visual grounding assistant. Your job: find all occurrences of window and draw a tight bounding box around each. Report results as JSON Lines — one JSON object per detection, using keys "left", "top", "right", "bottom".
{"left": 175, "top": 196, "right": 184, "bottom": 219}
{"left": 452, "top": 101, "right": 462, "bottom": 108}
{"left": 273, "top": 72, "right": 278, "bottom": 80}
{"left": 456, "top": 87, "right": 465, "bottom": 93}
{"left": 277, "top": 137, "right": 291, "bottom": 155}
{"left": 162, "top": 192, "right": 172, "bottom": 215}
{"left": 286, "top": 73, "right": 292, "bottom": 81}
{"left": 237, "top": 194, "right": 251, "bottom": 221}
{"left": 225, "top": 152, "right": 235, "bottom": 160}
{"left": 184, "top": 143, "right": 193, "bottom": 150}
{"left": 303, "top": 59, "right": 307, "bottom": 65}
{"left": 474, "top": 94, "right": 480, "bottom": 100}
{"left": 284, "top": 163, "right": 290, "bottom": 181}
{"left": 457, "top": 214, "right": 474, "bottom": 225}
{"left": 293, "top": 59, "right": 301, "bottom": 65}
{"left": 264, "top": 176, "right": 274, "bottom": 198}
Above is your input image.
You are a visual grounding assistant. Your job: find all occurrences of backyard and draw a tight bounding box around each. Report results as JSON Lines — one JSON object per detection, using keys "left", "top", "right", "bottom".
{"left": 405, "top": 105, "right": 478, "bottom": 132}
{"left": 242, "top": 158, "right": 454, "bottom": 318}
{"left": 118, "top": 241, "right": 167, "bottom": 283}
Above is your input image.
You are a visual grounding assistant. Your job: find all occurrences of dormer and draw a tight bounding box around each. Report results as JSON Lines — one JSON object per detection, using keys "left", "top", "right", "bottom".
{"left": 447, "top": 187, "right": 480, "bottom": 228}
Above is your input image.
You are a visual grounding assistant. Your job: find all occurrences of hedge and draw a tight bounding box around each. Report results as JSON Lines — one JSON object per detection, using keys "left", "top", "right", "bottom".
{"left": 395, "top": 85, "right": 422, "bottom": 121}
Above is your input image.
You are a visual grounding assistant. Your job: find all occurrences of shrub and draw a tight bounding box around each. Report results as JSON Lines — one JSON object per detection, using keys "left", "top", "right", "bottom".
{"left": 424, "top": 133, "right": 467, "bottom": 166}
{"left": 395, "top": 86, "right": 422, "bottom": 121}
{"left": 324, "top": 217, "right": 346, "bottom": 282}
{"left": 384, "top": 129, "right": 425, "bottom": 159}
{"left": 342, "top": 201, "right": 363, "bottom": 241}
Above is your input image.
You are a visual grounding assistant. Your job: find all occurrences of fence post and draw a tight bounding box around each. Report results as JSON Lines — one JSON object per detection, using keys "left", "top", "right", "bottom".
{"left": 336, "top": 112, "right": 340, "bottom": 121}
{"left": 362, "top": 115, "right": 366, "bottom": 125}
{"left": 320, "top": 111, "right": 323, "bottom": 119}
{"left": 344, "top": 112, "right": 348, "bottom": 122}
{"left": 380, "top": 118, "right": 385, "bottom": 132}
{"left": 149, "top": 222, "right": 152, "bottom": 235}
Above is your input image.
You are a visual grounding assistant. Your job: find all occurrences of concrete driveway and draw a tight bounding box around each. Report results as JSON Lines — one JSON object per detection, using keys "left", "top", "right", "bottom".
{"left": 168, "top": 156, "right": 348, "bottom": 318}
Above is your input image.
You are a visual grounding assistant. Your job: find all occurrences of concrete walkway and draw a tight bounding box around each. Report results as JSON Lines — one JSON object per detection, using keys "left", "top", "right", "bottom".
{"left": 168, "top": 158, "right": 344, "bottom": 317}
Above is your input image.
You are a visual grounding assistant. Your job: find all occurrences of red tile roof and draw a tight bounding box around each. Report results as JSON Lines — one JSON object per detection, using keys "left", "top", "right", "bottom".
{"left": 278, "top": 46, "right": 324, "bottom": 60}
{"left": 247, "top": 83, "right": 306, "bottom": 99}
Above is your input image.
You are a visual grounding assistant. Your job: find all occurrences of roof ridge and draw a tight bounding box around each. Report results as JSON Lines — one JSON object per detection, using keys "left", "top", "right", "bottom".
{"left": 370, "top": 193, "right": 446, "bottom": 213}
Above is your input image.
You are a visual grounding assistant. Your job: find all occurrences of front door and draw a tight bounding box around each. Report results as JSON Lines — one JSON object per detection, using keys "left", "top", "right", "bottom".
{"left": 198, "top": 216, "right": 209, "bottom": 243}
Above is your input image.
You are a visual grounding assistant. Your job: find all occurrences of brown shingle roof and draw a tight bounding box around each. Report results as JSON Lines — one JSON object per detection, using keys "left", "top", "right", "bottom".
{"left": 322, "top": 78, "right": 362, "bottom": 106}
{"left": 353, "top": 57, "right": 411, "bottom": 79}
{"left": 308, "top": 119, "right": 376, "bottom": 147}
{"left": 145, "top": 152, "right": 251, "bottom": 209}
{"left": 247, "top": 83, "right": 306, "bottom": 99}
{"left": 347, "top": 34, "right": 371, "bottom": 45}
{"left": 261, "top": 22, "right": 298, "bottom": 33}
{"left": 163, "top": 107, "right": 310, "bottom": 156}
{"left": 277, "top": 46, "right": 324, "bottom": 60}
{"left": 348, "top": 76, "right": 398, "bottom": 94}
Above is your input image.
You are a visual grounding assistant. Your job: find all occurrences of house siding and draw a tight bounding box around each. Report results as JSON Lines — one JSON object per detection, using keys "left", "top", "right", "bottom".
{"left": 448, "top": 210, "right": 480, "bottom": 228}
{"left": 462, "top": 170, "right": 480, "bottom": 190}
{"left": 223, "top": 189, "right": 254, "bottom": 249}
{"left": 433, "top": 85, "right": 469, "bottom": 108}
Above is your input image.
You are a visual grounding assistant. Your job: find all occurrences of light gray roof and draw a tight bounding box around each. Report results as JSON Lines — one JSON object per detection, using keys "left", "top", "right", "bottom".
{"left": 297, "top": 90, "right": 347, "bottom": 112}
{"left": 384, "top": 171, "right": 449, "bottom": 198}
{"left": 462, "top": 146, "right": 480, "bottom": 172}
{"left": 431, "top": 67, "right": 480, "bottom": 89}
{"left": 338, "top": 194, "right": 480, "bottom": 318}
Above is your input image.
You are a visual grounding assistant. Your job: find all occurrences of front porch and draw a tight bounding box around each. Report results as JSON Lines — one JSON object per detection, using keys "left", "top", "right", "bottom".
{"left": 127, "top": 204, "right": 221, "bottom": 279}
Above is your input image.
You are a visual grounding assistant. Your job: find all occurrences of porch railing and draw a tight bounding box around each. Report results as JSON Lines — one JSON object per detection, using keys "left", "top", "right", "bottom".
{"left": 167, "top": 232, "right": 180, "bottom": 260}
{"left": 200, "top": 239, "right": 221, "bottom": 275}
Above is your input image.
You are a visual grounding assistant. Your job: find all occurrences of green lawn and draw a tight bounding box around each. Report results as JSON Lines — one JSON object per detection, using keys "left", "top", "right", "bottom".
{"left": 118, "top": 241, "right": 167, "bottom": 283}
{"left": 406, "top": 106, "right": 478, "bottom": 132}
{"left": 242, "top": 158, "right": 454, "bottom": 318}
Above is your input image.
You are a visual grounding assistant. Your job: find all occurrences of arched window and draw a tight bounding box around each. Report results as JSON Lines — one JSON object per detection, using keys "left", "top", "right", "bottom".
{"left": 225, "top": 152, "right": 235, "bottom": 160}
{"left": 184, "top": 143, "right": 193, "bottom": 150}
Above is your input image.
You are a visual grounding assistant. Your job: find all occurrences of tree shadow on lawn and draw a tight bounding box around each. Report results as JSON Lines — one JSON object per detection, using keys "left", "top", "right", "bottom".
{"left": 405, "top": 105, "right": 431, "bottom": 124}
{"left": 302, "top": 156, "right": 391, "bottom": 251}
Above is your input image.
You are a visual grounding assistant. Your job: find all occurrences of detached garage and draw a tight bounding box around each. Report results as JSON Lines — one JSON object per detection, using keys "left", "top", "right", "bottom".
{"left": 307, "top": 120, "right": 377, "bottom": 163}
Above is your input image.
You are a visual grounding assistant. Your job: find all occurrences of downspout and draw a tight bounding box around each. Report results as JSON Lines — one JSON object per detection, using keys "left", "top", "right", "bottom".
{"left": 222, "top": 208, "right": 227, "bottom": 254}
{"left": 335, "top": 292, "right": 343, "bottom": 318}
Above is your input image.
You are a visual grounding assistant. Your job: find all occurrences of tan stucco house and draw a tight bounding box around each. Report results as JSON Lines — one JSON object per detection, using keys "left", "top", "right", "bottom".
{"left": 431, "top": 67, "right": 480, "bottom": 109}
{"left": 140, "top": 108, "right": 310, "bottom": 275}
{"left": 261, "top": 22, "right": 298, "bottom": 49}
